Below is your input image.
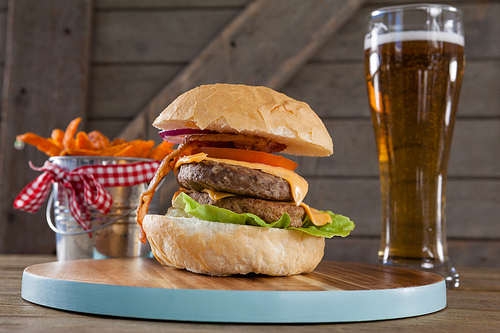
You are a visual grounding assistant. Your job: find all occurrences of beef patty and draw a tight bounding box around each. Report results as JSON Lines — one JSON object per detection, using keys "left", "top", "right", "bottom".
{"left": 183, "top": 190, "right": 306, "bottom": 228}
{"left": 176, "top": 160, "right": 293, "bottom": 202}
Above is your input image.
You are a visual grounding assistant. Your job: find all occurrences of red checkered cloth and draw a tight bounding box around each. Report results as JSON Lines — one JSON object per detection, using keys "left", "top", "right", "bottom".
{"left": 14, "top": 160, "right": 160, "bottom": 231}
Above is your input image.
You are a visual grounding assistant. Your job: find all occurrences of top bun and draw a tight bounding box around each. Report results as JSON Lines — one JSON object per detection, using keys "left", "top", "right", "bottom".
{"left": 153, "top": 84, "right": 333, "bottom": 156}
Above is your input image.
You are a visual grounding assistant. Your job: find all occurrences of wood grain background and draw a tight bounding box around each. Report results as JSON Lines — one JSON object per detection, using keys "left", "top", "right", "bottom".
{"left": 0, "top": 0, "right": 498, "bottom": 268}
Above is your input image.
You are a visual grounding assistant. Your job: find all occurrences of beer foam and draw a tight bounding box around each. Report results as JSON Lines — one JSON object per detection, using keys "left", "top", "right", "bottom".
{"left": 364, "top": 31, "right": 464, "bottom": 50}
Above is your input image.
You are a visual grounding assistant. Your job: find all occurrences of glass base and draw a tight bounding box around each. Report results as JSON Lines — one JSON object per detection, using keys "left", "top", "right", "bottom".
{"left": 378, "top": 257, "right": 459, "bottom": 288}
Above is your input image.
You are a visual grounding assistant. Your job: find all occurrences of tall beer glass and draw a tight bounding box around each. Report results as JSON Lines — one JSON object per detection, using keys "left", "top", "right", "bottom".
{"left": 364, "top": 4, "right": 464, "bottom": 288}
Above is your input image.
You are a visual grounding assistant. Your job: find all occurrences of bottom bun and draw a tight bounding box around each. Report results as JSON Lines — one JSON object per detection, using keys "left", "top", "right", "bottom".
{"left": 143, "top": 214, "right": 325, "bottom": 276}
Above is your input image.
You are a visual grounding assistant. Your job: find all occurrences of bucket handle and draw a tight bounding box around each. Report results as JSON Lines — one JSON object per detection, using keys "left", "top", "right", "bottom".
{"left": 46, "top": 191, "right": 137, "bottom": 235}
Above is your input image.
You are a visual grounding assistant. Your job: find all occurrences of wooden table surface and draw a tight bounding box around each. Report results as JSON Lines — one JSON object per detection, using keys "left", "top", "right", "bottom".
{"left": 1, "top": 255, "right": 499, "bottom": 332}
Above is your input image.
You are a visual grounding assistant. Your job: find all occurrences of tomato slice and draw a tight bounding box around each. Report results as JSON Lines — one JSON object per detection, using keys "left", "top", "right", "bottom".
{"left": 190, "top": 147, "right": 298, "bottom": 171}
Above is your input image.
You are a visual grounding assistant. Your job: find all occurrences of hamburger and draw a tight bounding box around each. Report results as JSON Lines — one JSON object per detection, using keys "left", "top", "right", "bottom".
{"left": 136, "top": 84, "right": 354, "bottom": 276}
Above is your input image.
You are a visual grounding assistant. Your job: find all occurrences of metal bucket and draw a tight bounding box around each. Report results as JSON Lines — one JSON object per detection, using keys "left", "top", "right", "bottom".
{"left": 47, "top": 156, "right": 159, "bottom": 261}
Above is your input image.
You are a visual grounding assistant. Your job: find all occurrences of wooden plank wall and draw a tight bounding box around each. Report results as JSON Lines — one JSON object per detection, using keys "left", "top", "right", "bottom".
{"left": 0, "top": 0, "right": 498, "bottom": 268}
{"left": 0, "top": 0, "right": 92, "bottom": 254}
{"left": 116, "top": 0, "right": 363, "bottom": 141}
{"left": 88, "top": 0, "right": 249, "bottom": 137}
{"left": 0, "top": 1, "right": 7, "bottom": 108}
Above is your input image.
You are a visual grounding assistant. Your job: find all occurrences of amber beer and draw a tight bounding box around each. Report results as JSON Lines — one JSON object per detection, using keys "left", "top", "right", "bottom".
{"left": 364, "top": 31, "right": 464, "bottom": 272}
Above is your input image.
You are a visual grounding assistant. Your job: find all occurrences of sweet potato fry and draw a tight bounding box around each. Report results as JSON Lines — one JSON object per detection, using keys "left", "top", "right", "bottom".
{"left": 50, "top": 129, "right": 65, "bottom": 148}
{"left": 18, "top": 117, "right": 171, "bottom": 159}
{"left": 148, "top": 141, "right": 174, "bottom": 160}
{"left": 47, "top": 138, "right": 59, "bottom": 147}
{"left": 98, "top": 142, "right": 131, "bottom": 156}
{"left": 75, "top": 132, "right": 93, "bottom": 149}
{"left": 16, "top": 133, "right": 62, "bottom": 157}
{"left": 63, "top": 117, "right": 81, "bottom": 150}
{"left": 111, "top": 138, "right": 127, "bottom": 146}
{"left": 61, "top": 148, "right": 104, "bottom": 156}
{"left": 64, "top": 143, "right": 133, "bottom": 157}
{"left": 138, "top": 140, "right": 156, "bottom": 158}
{"left": 113, "top": 140, "right": 155, "bottom": 158}
{"left": 112, "top": 145, "right": 136, "bottom": 157}
{"left": 88, "top": 130, "right": 111, "bottom": 149}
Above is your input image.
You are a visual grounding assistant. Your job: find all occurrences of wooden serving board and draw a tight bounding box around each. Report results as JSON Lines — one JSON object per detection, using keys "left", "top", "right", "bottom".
{"left": 21, "top": 258, "right": 446, "bottom": 323}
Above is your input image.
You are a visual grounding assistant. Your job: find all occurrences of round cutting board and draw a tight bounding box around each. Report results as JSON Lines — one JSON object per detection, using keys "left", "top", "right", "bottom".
{"left": 21, "top": 258, "right": 446, "bottom": 323}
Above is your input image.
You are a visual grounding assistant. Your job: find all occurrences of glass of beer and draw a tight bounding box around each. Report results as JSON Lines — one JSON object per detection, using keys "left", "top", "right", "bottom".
{"left": 364, "top": 4, "right": 464, "bottom": 288}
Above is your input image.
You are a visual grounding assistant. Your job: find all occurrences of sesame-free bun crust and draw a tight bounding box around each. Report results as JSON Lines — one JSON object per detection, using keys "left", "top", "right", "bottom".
{"left": 153, "top": 84, "right": 333, "bottom": 156}
{"left": 143, "top": 214, "right": 325, "bottom": 276}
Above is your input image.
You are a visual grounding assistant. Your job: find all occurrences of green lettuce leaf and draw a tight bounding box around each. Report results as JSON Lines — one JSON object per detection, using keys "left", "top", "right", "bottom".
{"left": 172, "top": 192, "right": 355, "bottom": 238}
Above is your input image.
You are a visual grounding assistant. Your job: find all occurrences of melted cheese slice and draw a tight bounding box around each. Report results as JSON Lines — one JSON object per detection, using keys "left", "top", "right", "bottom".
{"left": 202, "top": 189, "right": 237, "bottom": 201}
{"left": 175, "top": 154, "right": 332, "bottom": 226}
{"left": 300, "top": 203, "right": 331, "bottom": 226}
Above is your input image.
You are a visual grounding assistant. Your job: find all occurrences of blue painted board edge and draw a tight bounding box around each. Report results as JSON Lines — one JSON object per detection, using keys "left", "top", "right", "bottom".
{"left": 21, "top": 269, "right": 446, "bottom": 323}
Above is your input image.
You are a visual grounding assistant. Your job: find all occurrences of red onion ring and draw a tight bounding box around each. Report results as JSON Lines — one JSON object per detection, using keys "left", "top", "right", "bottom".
{"left": 158, "top": 129, "right": 217, "bottom": 143}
